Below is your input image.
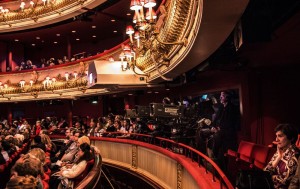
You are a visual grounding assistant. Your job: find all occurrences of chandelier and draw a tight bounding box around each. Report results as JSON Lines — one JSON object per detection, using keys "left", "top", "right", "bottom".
{"left": 119, "top": 0, "right": 187, "bottom": 79}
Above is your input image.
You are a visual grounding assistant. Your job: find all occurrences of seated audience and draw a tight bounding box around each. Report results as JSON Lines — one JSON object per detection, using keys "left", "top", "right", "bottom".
{"left": 264, "top": 123, "right": 300, "bottom": 189}
{"left": 49, "top": 143, "right": 92, "bottom": 188}
{"left": 31, "top": 135, "right": 46, "bottom": 152}
{"left": 6, "top": 175, "right": 38, "bottom": 189}
{"left": 11, "top": 154, "right": 44, "bottom": 189}
{"left": 289, "top": 157, "right": 300, "bottom": 189}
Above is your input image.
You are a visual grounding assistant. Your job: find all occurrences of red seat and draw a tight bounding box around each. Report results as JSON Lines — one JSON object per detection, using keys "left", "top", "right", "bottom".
{"left": 296, "top": 134, "right": 300, "bottom": 149}
{"left": 73, "top": 159, "right": 95, "bottom": 187}
{"left": 44, "top": 167, "right": 51, "bottom": 176}
{"left": 225, "top": 140, "right": 255, "bottom": 162}
{"left": 43, "top": 173, "right": 50, "bottom": 183}
{"left": 0, "top": 164, "right": 5, "bottom": 173}
{"left": 250, "top": 144, "right": 270, "bottom": 169}
{"left": 42, "top": 180, "right": 49, "bottom": 189}
{"left": 45, "top": 158, "right": 51, "bottom": 167}
{"left": 266, "top": 146, "right": 276, "bottom": 163}
{"left": 225, "top": 140, "right": 255, "bottom": 183}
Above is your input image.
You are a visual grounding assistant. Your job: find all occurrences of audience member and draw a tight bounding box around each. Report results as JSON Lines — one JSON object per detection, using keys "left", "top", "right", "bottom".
{"left": 209, "top": 91, "right": 240, "bottom": 170}
{"left": 6, "top": 175, "right": 38, "bottom": 189}
{"left": 264, "top": 123, "right": 300, "bottom": 189}
{"left": 49, "top": 143, "right": 92, "bottom": 188}
{"left": 289, "top": 157, "right": 300, "bottom": 189}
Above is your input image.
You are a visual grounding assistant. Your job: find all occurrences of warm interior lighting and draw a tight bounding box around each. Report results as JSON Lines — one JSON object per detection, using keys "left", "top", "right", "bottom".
{"left": 20, "top": 80, "right": 25, "bottom": 88}
{"left": 119, "top": 0, "right": 187, "bottom": 78}
{"left": 74, "top": 71, "right": 78, "bottom": 79}
{"left": 65, "top": 72, "right": 69, "bottom": 81}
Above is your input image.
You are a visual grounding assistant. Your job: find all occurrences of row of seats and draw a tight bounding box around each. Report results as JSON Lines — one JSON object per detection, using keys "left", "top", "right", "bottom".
{"left": 225, "top": 135, "right": 300, "bottom": 184}
{"left": 225, "top": 140, "right": 276, "bottom": 183}
{"left": 226, "top": 140, "right": 276, "bottom": 169}
{"left": 0, "top": 142, "right": 30, "bottom": 173}
{"left": 0, "top": 142, "right": 31, "bottom": 189}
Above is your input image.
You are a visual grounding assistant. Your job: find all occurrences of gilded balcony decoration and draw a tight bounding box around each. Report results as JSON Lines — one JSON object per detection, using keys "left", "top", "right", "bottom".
{"left": 118, "top": 0, "right": 249, "bottom": 83}
{"left": 0, "top": 62, "right": 87, "bottom": 98}
{"left": 1, "top": 0, "right": 82, "bottom": 22}
{"left": 119, "top": 0, "right": 197, "bottom": 81}
{"left": 0, "top": 0, "right": 104, "bottom": 31}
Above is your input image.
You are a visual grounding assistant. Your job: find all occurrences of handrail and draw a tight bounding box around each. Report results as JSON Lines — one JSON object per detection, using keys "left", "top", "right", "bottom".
{"left": 50, "top": 131, "right": 234, "bottom": 189}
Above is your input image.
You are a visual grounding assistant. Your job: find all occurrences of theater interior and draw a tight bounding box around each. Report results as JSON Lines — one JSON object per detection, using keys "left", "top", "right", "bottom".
{"left": 0, "top": 0, "right": 300, "bottom": 188}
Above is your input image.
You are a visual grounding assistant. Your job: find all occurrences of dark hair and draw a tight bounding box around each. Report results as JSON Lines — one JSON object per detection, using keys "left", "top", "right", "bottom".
{"left": 74, "top": 130, "right": 83, "bottom": 137}
{"left": 33, "top": 135, "right": 41, "bottom": 143}
{"left": 275, "top": 123, "right": 298, "bottom": 144}
{"left": 222, "top": 91, "right": 232, "bottom": 101}
{"left": 75, "top": 143, "right": 92, "bottom": 164}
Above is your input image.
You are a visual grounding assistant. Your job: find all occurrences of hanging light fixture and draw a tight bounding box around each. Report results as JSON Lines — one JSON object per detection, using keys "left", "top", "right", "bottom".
{"left": 119, "top": 0, "right": 187, "bottom": 77}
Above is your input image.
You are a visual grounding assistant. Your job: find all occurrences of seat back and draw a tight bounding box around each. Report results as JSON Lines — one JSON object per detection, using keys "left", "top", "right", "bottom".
{"left": 75, "top": 153, "right": 102, "bottom": 189}
{"left": 72, "top": 158, "right": 95, "bottom": 186}
{"left": 266, "top": 146, "right": 276, "bottom": 163}
{"left": 237, "top": 140, "right": 255, "bottom": 162}
{"left": 296, "top": 134, "right": 300, "bottom": 149}
{"left": 251, "top": 144, "right": 270, "bottom": 169}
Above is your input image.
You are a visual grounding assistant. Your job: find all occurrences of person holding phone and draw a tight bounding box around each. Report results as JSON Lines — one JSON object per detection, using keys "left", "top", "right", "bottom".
{"left": 264, "top": 123, "right": 300, "bottom": 189}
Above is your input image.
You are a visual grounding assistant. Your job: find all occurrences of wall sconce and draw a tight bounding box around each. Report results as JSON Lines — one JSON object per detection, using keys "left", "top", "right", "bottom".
{"left": 65, "top": 72, "right": 69, "bottom": 81}
{"left": 74, "top": 71, "right": 78, "bottom": 79}
{"left": 30, "top": 80, "right": 33, "bottom": 86}
{"left": 4, "top": 84, "right": 8, "bottom": 89}
{"left": 20, "top": 80, "right": 25, "bottom": 88}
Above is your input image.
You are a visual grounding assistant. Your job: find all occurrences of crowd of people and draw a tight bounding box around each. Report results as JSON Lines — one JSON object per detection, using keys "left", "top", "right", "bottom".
{"left": 1, "top": 90, "right": 300, "bottom": 188}
{"left": 0, "top": 116, "right": 99, "bottom": 189}
{"left": 6, "top": 54, "right": 89, "bottom": 72}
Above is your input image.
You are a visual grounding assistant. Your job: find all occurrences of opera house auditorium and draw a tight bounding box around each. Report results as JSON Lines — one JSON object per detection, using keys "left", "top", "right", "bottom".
{"left": 0, "top": 0, "right": 300, "bottom": 188}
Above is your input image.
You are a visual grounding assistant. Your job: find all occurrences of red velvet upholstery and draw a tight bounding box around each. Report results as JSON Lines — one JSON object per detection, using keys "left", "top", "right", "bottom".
{"left": 296, "top": 134, "right": 300, "bottom": 149}
{"left": 73, "top": 159, "right": 95, "bottom": 187}
{"left": 44, "top": 167, "right": 51, "bottom": 176}
{"left": 266, "top": 146, "right": 276, "bottom": 163}
{"left": 225, "top": 140, "right": 255, "bottom": 183}
{"left": 43, "top": 173, "right": 50, "bottom": 183}
{"left": 45, "top": 158, "right": 51, "bottom": 167}
{"left": 250, "top": 144, "right": 270, "bottom": 169}
{"left": 75, "top": 154, "right": 102, "bottom": 189}
{"left": 236, "top": 141, "right": 255, "bottom": 162}
{"left": 42, "top": 180, "right": 49, "bottom": 189}
{"left": 0, "top": 164, "right": 5, "bottom": 173}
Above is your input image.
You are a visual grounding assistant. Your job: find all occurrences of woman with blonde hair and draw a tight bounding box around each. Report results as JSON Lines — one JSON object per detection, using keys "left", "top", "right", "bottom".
{"left": 40, "top": 130, "right": 52, "bottom": 152}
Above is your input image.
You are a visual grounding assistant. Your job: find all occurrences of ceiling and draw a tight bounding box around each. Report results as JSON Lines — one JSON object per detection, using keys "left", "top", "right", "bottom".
{"left": 0, "top": 0, "right": 298, "bottom": 67}
{"left": 0, "top": 0, "right": 134, "bottom": 48}
{"left": 0, "top": 0, "right": 299, "bottom": 99}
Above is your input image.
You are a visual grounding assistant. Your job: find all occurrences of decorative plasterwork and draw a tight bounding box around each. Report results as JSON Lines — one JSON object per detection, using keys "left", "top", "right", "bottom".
{"left": 132, "top": 144, "right": 138, "bottom": 169}
{"left": 177, "top": 163, "right": 182, "bottom": 189}
{"left": 131, "top": 0, "right": 249, "bottom": 82}
{"left": 0, "top": 0, "right": 106, "bottom": 32}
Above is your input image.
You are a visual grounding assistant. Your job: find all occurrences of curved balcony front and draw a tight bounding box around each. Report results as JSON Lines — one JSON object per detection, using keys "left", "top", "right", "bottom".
{"left": 51, "top": 133, "right": 233, "bottom": 189}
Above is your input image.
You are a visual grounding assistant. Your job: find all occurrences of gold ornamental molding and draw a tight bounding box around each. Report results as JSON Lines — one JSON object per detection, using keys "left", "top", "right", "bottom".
{"left": 130, "top": 0, "right": 249, "bottom": 82}
{"left": 0, "top": 0, "right": 106, "bottom": 32}
{"left": 135, "top": 0, "right": 198, "bottom": 79}
{"left": 177, "top": 163, "right": 183, "bottom": 189}
{"left": 132, "top": 144, "right": 138, "bottom": 169}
